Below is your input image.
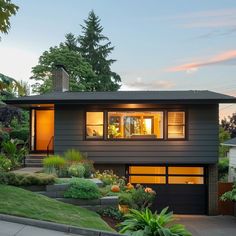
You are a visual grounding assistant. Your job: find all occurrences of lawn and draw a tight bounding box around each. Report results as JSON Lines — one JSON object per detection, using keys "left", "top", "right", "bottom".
{"left": 0, "top": 185, "right": 113, "bottom": 232}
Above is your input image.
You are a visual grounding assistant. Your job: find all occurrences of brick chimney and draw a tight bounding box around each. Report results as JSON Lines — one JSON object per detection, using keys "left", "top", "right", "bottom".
{"left": 52, "top": 65, "right": 69, "bottom": 92}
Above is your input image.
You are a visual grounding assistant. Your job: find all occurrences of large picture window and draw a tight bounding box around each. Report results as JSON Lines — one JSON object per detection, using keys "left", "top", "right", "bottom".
{"left": 108, "top": 111, "right": 163, "bottom": 139}
{"left": 86, "top": 112, "right": 104, "bottom": 139}
{"left": 168, "top": 111, "right": 185, "bottom": 139}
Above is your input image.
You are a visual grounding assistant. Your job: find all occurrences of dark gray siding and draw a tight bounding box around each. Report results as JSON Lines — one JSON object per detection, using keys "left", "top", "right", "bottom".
{"left": 54, "top": 104, "right": 218, "bottom": 164}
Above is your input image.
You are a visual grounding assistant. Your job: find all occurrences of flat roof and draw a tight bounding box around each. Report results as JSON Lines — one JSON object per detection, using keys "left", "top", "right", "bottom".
{"left": 4, "top": 90, "right": 236, "bottom": 106}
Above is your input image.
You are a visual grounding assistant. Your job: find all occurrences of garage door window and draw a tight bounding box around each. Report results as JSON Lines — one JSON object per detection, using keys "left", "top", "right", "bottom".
{"left": 128, "top": 166, "right": 204, "bottom": 185}
{"left": 168, "top": 167, "right": 204, "bottom": 184}
{"left": 129, "top": 166, "right": 166, "bottom": 184}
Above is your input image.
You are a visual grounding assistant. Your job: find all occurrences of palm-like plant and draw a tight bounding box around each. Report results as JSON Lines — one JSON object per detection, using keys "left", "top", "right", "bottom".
{"left": 0, "top": 73, "right": 29, "bottom": 98}
{"left": 119, "top": 207, "right": 192, "bottom": 236}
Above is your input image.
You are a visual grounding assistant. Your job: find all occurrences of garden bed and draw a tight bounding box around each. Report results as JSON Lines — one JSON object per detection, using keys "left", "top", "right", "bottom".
{"left": 40, "top": 181, "right": 118, "bottom": 211}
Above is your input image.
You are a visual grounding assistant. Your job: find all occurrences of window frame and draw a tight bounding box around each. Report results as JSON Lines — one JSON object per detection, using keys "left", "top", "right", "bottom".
{"left": 107, "top": 109, "right": 165, "bottom": 141}
{"left": 85, "top": 110, "right": 106, "bottom": 140}
{"left": 167, "top": 110, "right": 187, "bottom": 140}
{"left": 84, "top": 109, "right": 187, "bottom": 141}
{"left": 126, "top": 164, "right": 206, "bottom": 185}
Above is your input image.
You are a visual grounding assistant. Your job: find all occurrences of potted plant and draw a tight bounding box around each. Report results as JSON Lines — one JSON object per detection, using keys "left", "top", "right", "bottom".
{"left": 118, "top": 193, "right": 132, "bottom": 214}
{"left": 108, "top": 125, "right": 120, "bottom": 139}
{"left": 220, "top": 183, "right": 236, "bottom": 216}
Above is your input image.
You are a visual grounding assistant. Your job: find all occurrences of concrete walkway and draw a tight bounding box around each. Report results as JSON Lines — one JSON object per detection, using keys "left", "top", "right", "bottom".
{"left": 0, "top": 220, "right": 78, "bottom": 236}
{"left": 11, "top": 167, "right": 43, "bottom": 174}
{"left": 178, "top": 215, "right": 236, "bottom": 236}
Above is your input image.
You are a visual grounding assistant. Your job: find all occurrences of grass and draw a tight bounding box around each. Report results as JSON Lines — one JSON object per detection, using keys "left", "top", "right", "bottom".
{"left": 0, "top": 185, "right": 113, "bottom": 232}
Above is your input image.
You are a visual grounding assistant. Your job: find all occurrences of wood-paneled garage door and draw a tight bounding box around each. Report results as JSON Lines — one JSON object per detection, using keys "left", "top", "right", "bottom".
{"left": 128, "top": 165, "right": 207, "bottom": 214}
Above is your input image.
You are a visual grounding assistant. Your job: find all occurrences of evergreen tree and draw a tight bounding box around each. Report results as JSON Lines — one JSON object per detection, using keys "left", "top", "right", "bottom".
{"left": 78, "top": 10, "right": 121, "bottom": 91}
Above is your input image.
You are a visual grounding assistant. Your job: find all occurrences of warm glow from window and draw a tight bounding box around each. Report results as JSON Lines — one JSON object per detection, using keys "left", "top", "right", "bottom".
{"left": 168, "top": 167, "right": 204, "bottom": 175}
{"left": 86, "top": 112, "right": 104, "bottom": 139}
{"left": 129, "top": 166, "right": 166, "bottom": 175}
{"left": 168, "top": 112, "right": 185, "bottom": 138}
{"left": 168, "top": 176, "right": 204, "bottom": 184}
{"left": 108, "top": 111, "right": 163, "bottom": 139}
{"left": 129, "top": 176, "right": 166, "bottom": 184}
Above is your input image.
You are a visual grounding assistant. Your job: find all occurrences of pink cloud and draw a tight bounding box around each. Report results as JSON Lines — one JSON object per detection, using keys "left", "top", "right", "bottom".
{"left": 167, "top": 50, "right": 236, "bottom": 73}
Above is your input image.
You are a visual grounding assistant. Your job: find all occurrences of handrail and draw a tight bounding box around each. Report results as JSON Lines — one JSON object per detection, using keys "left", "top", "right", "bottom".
{"left": 47, "top": 136, "right": 54, "bottom": 156}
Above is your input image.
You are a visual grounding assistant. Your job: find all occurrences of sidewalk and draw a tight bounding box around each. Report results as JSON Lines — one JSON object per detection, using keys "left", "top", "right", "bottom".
{"left": 0, "top": 220, "right": 78, "bottom": 236}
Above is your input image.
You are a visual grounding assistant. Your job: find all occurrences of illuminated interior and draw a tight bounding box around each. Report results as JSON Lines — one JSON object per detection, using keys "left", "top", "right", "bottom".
{"left": 168, "top": 112, "right": 185, "bottom": 138}
{"left": 129, "top": 166, "right": 204, "bottom": 185}
{"left": 86, "top": 112, "right": 104, "bottom": 139}
{"left": 108, "top": 111, "right": 163, "bottom": 139}
{"left": 168, "top": 176, "right": 204, "bottom": 184}
{"left": 168, "top": 167, "right": 204, "bottom": 175}
{"left": 35, "top": 110, "right": 54, "bottom": 151}
{"left": 129, "top": 166, "right": 166, "bottom": 174}
{"left": 129, "top": 176, "right": 166, "bottom": 184}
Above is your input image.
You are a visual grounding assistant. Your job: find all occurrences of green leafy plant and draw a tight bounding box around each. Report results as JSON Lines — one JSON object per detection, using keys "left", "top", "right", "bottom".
{"left": 221, "top": 183, "right": 236, "bottom": 202}
{"left": 94, "top": 170, "right": 126, "bottom": 186}
{"left": 1, "top": 139, "right": 27, "bottom": 168}
{"left": 81, "top": 160, "right": 95, "bottom": 178}
{"left": 119, "top": 207, "right": 192, "bottom": 236}
{"left": 119, "top": 193, "right": 133, "bottom": 207}
{"left": 64, "top": 149, "right": 85, "bottom": 164}
{"left": 0, "top": 172, "right": 55, "bottom": 186}
{"left": 64, "top": 178, "right": 101, "bottom": 200}
{"left": 218, "top": 157, "right": 229, "bottom": 181}
{"left": 43, "top": 155, "right": 66, "bottom": 176}
{"left": 10, "top": 128, "right": 29, "bottom": 142}
{"left": 68, "top": 164, "right": 85, "bottom": 178}
{"left": 98, "top": 207, "right": 124, "bottom": 221}
{"left": 130, "top": 185, "right": 156, "bottom": 210}
{"left": 0, "top": 154, "right": 12, "bottom": 171}
{"left": 108, "top": 125, "right": 120, "bottom": 138}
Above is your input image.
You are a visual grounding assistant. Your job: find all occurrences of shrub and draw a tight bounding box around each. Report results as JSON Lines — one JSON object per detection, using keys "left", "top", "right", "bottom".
{"left": 130, "top": 185, "right": 156, "bottom": 210}
{"left": 0, "top": 154, "right": 12, "bottom": 172}
{"left": 81, "top": 160, "right": 95, "bottom": 178}
{"left": 119, "top": 207, "right": 192, "bottom": 236}
{"left": 68, "top": 164, "right": 85, "bottom": 178}
{"left": 43, "top": 155, "right": 66, "bottom": 176}
{"left": 118, "top": 193, "right": 133, "bottom": 207}
{"left": 94, "top": 170, "right": 126, "bottom": 187}
{"left": 1, "top": 139, "right": 27, "bottom": 168}
{"left": 0, "top": 172, "right": 55, "bottom": 186}
{"left": 221, "top": 183, "right": 236, "bottom": 202}
{"left": 64, "top": 178, "right": 101, "bottom": 200}
{"left": 98, "top": 207, "right": 124, "bottom": 221}
{"left": 64, "top": 149, "right": 85, "bottom": 164}
{"left": 218, "top": 157, "right": 229, "bottom": 181}
{"left": 9, "top": 128, "right": 29, "bottom": 142}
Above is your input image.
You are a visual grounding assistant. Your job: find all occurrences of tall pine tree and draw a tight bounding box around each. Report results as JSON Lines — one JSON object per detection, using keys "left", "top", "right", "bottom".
{"left": 78, "top": 10, "right": 121, "bottom": 91}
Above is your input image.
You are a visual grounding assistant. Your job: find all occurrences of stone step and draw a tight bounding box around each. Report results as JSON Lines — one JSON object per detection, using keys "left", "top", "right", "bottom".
{"left": 25, "top": 163, "right": 43, "bottom": 167}
{"left": 26, "top": 154, "right": 47, "bottom": 159}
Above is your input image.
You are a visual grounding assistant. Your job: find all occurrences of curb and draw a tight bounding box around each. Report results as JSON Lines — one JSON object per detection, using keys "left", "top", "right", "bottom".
{"left": 0, "top": 214, "right": 121, "bottom": 236}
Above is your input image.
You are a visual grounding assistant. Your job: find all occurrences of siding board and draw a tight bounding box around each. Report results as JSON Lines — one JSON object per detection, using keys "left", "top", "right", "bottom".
{"left": 54, "top": 104, "right": 218, "bottom": 164}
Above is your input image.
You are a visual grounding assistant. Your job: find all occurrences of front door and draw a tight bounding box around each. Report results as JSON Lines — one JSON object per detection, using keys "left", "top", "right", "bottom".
{"left": 31, "top": 109, "right": 54, "bottom": 152}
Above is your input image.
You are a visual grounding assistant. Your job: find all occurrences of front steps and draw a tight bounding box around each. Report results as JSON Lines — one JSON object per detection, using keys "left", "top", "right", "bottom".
{"left": 24, "top": 153, "right": 47, "bottom": 167}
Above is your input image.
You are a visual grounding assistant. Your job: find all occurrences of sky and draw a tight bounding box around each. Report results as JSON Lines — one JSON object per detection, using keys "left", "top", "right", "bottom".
{"left": 1, "top": 0, "right": 236, "bottom": 119}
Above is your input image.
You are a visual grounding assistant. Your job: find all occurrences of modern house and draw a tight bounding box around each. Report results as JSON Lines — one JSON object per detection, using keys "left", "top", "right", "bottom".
{"left": 6, "top": 66, "right": 236, "bottom": 215}
{"left": 222, "top": 137, "right": 236, "bottom": 182}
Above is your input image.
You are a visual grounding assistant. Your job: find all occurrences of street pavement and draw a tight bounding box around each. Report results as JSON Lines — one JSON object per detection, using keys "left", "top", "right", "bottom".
{"left": 0, "top": 220, "right": 79, "bottom": 236}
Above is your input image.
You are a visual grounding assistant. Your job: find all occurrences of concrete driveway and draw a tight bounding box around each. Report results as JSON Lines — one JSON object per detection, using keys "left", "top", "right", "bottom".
{"left": 0, "top": 220, "right": 78, "bottom": 236}
{"left": 177, "top": 215, "right": 236, "bottom": 236}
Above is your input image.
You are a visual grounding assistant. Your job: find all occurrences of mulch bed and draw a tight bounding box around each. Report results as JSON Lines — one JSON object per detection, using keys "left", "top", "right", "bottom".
{"left": 101, "top": 216, "right": 120, "bottom": 231}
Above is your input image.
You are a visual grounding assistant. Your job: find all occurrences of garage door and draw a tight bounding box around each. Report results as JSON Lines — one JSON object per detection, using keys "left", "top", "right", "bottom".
{"left": 128, "top": 165, "right": 207, "bottom": 214}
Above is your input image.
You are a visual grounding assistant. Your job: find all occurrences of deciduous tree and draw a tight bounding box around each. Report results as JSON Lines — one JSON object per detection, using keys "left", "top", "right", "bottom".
{"left": 0, "top": 0, "right": 19, "bottom": 38}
